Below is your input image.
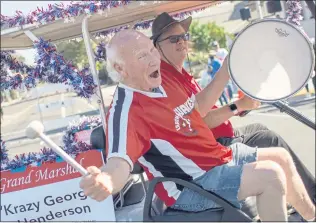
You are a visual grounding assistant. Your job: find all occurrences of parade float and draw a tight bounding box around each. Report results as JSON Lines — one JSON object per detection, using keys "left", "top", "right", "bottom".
{"left": 1, "top": 0, "right": 315, "bottom": 221}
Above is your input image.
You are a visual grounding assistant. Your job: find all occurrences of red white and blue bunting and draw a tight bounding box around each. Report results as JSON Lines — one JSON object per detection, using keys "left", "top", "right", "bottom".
{"left": 0, "top": 1, "right": 131, "bottom": 28}
{"left": 1, "top": 38, "right": 97, "bottom": 99}
{"left": 286, "top": 0, "right": 304, "bottom": 26}
{"left": 62, "top": 116, "right": 102, "bottom": 154}
{"left": 1, "top": 1, "right": 213, "bottom": 96}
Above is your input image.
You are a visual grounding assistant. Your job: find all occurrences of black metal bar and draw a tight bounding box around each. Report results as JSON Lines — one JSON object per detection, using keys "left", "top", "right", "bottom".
{"left": 272, "top": 101, "right": 316, "bottom": 130}
{"left": 305, "top": 0, "right": 316, "bottom": 19}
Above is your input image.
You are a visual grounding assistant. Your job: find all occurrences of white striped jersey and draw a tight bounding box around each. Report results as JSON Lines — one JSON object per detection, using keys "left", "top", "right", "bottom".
{"left": 105, "top": 79, "right": 232, "bottom": 207}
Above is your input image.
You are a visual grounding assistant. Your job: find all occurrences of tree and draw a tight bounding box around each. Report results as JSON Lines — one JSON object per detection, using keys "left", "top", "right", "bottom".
{"left": 56, "top": 39, "right": 113, "bottom": 85}
{"left": 55, "top": 39, "right": 95, "bottom": 68}
{"left": 189, "top": 21, "right": 232, "bottom": 53}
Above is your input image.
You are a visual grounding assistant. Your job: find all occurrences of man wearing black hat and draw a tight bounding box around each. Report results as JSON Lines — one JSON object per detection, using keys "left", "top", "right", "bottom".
{"left": 151, "top": 12, "right": 315, "bottom": 204}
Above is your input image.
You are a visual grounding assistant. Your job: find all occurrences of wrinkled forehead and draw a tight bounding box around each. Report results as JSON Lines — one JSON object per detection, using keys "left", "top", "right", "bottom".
{"left": 118, "top": 33, "right": 152, "bottom": 56}
{"left": 117, "top": 31, "right": 144, "bottom": 43}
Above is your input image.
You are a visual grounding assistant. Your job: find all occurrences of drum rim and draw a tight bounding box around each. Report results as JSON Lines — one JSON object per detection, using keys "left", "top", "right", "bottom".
{"left": 227, "top": 18, "right": 315, "bottom": 103}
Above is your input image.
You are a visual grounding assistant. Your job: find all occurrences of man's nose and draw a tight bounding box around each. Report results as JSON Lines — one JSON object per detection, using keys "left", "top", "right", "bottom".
{"left": 177, "top": 37, "right": 185, "bottom": 44}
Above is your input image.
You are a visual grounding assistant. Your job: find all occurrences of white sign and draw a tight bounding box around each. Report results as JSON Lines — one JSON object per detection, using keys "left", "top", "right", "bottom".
{"left": 0, "top": 150, "right": 116, "bottom": 222}
{"left": 1, "top": 178, "right": 115, "bottom": 222}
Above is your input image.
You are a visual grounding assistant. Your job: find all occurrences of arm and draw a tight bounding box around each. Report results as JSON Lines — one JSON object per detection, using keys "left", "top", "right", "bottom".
{"left": 80, "top": 136, "right": 146, "bottom": 201}
{"left": 201, "top": 96, "right": 261, "bottom": 128}
{"left": 100, "top": 157, "right": 130, "bottom": 194}
{"left": 79, "top": 157, "right": 130, "bottom": 202}
{"left": 202, "top": 105, "right": 235, "bottom": 129}
{"left": 80, "top": 105, "right": 149, "bottom": 201}
{"left": 195, "top": 58, "right": 230, "bottom": 117}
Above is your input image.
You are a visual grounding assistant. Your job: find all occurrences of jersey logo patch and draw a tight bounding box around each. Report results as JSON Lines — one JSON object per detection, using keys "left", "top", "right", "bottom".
{"left": 173, "top": 94, "right": 198, "bottom": 136}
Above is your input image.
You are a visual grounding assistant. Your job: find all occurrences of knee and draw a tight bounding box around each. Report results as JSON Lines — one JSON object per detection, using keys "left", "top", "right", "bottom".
{"left": 273, "top": 147, "right": 294, "bottom": 168}
{"left": 263, "top": 160, "right": 287, "bottom": 195}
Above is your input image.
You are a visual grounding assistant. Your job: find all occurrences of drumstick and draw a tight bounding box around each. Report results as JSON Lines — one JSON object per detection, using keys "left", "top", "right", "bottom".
{"left": 25, "top": 121, "right": 88, "bottom": 176}
{"left": 239, "top": 110, "right": 251, "bottom": 117}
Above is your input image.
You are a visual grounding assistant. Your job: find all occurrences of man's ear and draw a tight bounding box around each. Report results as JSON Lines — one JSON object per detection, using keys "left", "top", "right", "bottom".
{"left": 114, "top": 62, "right": 128, "bottom": 79}
{"left": 113, "top": 63, "right": 123, "bottom": 74}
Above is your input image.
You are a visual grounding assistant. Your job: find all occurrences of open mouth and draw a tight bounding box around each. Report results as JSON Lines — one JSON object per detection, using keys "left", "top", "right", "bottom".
{"left": 149, "top": 70, "right": 159, "bottom": 78}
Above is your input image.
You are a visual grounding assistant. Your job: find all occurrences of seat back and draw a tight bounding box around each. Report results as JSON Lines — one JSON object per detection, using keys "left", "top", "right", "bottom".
{"left": 90, "top": 125, "right": 106, "bottom": 151}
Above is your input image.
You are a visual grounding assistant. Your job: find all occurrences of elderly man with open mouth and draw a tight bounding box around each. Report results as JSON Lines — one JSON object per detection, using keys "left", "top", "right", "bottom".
{"left": 79, "top": 29, "right": 315, "bottom": 222}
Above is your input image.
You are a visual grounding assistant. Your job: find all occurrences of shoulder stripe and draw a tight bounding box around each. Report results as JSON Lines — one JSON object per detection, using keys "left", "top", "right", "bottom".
{"left": 118, "top": 88, "right": 133, "bottom": 154}
{"left": 112, "top": 87, "right": 125, "bottom": 153}
{"left": 107, "top": 87, "right": 133, "bottom": 154}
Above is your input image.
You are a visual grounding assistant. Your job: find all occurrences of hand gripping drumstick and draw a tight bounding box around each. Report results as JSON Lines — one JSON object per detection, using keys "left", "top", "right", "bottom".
{"left": 25, "top": 121, "right": 88, "bottom": 176}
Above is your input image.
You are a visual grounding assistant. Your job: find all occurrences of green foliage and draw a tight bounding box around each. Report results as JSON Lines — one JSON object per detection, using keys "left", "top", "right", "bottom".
{"left": 189, "top": 21, "right": 232, "bottom": 53}
{"left": 96, "top": 61, "right": 102, "bottom": 71}
{"left": 55, "top": 39, "right": 113, "bottom": 85}
{"left": 55, "top": 39, "right": 96, "bottom": 68}
{"left": 188, "top": 52, "right": 209, "bottom": 65}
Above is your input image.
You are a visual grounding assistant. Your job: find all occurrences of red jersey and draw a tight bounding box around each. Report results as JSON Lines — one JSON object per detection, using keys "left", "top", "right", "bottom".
{"left": 160, "top": 60, "right": 235, "bottom": 139}
{"left": 105, "top": 81, "right": 232, "bottom": 207}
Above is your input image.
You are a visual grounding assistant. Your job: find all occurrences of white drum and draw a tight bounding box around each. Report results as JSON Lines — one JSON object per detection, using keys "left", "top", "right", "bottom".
{"left": 228, "top": 19, "right": 315, "bottom": 102}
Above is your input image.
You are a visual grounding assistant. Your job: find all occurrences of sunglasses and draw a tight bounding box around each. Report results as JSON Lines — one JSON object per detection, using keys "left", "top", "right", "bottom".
{"left": 157, "top": 33, "right": 190, "bottom": 44}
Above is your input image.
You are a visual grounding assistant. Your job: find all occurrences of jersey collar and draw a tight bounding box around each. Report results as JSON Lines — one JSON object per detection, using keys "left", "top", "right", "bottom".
{"left": 160, "top": 60, "right": 202, "bottom": 92}
{"left": 118, "top": 83, "right": 167, "bottom": 98}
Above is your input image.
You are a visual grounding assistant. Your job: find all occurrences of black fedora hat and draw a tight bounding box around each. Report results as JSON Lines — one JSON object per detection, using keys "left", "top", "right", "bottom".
{"left": 150, "top": 12, "right": 192, "bottom": 44}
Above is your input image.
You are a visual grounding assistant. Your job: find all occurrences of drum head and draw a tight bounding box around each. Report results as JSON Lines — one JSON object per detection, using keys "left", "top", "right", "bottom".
{"left": 228, "top": 19, "right": 314, "bottom": 102}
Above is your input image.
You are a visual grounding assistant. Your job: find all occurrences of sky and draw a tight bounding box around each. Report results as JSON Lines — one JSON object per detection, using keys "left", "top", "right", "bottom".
{"left": 1, "top": 1, "right": 72, "bottom": 65}
{"left": 1, "top": 1, "right": 72, "bottom": 16}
